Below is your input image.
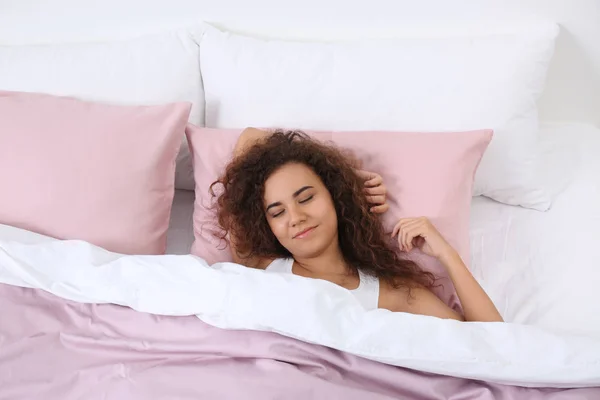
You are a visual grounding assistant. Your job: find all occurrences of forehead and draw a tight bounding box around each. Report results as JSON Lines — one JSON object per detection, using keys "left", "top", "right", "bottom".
{"left": 263, "top": 163, "right": 322, "bottom": 199}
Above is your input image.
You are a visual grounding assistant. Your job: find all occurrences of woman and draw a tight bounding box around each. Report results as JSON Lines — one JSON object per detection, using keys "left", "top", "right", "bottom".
{"left": 211, "top": 128, "right": 503, "bottom": 322}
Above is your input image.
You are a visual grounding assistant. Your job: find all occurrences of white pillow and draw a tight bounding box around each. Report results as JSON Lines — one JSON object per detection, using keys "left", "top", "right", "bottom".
{"left": 0, "top": 30, "right": 203, "bottom": 190}
{"left": 199, "top": 24, "right": 559, "bottom": 210}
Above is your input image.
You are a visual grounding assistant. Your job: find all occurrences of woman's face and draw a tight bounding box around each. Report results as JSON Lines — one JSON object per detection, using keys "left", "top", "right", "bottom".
{"left": 263, "top": 162, "right": 339, "bottom": 259}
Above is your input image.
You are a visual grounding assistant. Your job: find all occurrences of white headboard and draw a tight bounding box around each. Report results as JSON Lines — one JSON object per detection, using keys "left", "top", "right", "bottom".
{"left": 1, "top": 0, "right": 598, "bottom": 126}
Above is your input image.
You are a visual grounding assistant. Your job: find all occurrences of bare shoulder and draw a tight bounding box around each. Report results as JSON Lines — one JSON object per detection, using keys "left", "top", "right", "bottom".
{"left": 378, "top": 280, "right": 464, "bottom": 321}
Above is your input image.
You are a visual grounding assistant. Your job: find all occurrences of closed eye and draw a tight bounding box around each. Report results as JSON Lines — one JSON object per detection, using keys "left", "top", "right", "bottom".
{"left": 299, "top": 195, "right": 314, "bottom": 204}
{"left": 270, "top": 196, "right": 312, "bottom": 218}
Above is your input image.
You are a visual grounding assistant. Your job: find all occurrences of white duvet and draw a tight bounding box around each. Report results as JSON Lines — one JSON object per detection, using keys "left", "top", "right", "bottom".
{"left": 1, "top": 222, "right": 599, "bottom": 389}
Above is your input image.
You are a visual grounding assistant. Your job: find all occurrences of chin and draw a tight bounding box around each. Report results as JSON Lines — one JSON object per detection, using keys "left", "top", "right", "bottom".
{"left": 288, "top": 241, "right": 329, "bottom": 260}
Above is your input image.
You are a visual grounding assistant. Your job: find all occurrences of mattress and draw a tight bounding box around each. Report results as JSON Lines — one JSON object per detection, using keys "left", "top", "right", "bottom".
{"left": 470, "top": 122, "right": 600, "bottom": 337}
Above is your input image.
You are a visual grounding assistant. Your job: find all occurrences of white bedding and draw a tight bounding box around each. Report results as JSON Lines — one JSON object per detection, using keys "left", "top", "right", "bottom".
{"left": 0, "top": 222, "right": 599, "bottom": 388}
{"left": 470, "top": 122, "right": 600, "bottom": 337}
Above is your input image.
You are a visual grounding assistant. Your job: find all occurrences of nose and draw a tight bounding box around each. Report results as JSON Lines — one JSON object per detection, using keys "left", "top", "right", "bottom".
{"left": 288, "top": 204, "right": 307, "bottom": 227}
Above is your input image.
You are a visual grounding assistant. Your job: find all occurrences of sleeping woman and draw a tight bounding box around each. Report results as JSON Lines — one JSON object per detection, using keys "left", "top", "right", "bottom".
{"left": 210, "top": 128, "right": 503, "bottom": 322}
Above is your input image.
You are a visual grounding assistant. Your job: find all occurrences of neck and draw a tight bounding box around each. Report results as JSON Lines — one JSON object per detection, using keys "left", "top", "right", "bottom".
{"left": 293, "top": 239, "right": 350, "bottom": 276}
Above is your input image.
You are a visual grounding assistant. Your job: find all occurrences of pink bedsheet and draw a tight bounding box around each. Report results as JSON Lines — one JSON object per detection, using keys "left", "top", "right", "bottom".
{"left": 1, "top": 283, "right": 598, "bottom": 400}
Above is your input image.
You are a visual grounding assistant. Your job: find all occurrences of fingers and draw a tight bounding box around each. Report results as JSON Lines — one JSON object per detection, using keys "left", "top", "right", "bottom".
{"left": 365, "top": 175, "right": 383, "bottom": 188}
{"left": 401, "top": 221, "right": 416, "bottom": 251}
{"left": 392, "top": 218, "right": 413, "bottom": 238}
{"left": 392, "top": 218, "right": 417, "bottom": 236}
{"left": 392, "top": 220, "right": 402, "bottom": 238}
{"left": 357, "top": 170, "right": 383, "bottom": 188}
{"left": 393, "top": 219, "right": 412, "bottom": 251}
{"left": 366, "top": 194, "right": 386, "bottom": 204}
{"left": 364, "top": 185, "right": 386, "bottom": 196}
{"left": 370, "top": 203, "right": 390, "bottom": 214}
{"left": 363, "top": 173, "right": 387, "bottom": 215}
{"left": 356, "top": 169, "right": 375, "bottom": 181}
{"left": 392, "top": 218, "right": 426, "bottom": 252}
{"left": 401, "top": 220, "right": 423, "bottom": 251}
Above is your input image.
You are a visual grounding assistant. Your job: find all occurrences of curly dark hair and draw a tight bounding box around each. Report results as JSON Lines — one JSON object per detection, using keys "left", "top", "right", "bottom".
{"left": 210, "top": 130, "right": 436, "bottom": 290}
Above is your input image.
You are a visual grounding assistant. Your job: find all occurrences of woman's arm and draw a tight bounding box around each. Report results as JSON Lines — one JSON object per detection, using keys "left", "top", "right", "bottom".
{"left": 234, "top": 127, "right": 271, "bottom": 158}
{"left": 436, "top": 250, "right": 503, "bottom": 322}
{"left": 391, "top": 217, "right": 504, "bottom": 322}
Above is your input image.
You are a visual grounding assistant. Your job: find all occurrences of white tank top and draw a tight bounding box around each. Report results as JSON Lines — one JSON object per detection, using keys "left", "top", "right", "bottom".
{"left": 265, "top": 258, "right": 380, "bottom": 310}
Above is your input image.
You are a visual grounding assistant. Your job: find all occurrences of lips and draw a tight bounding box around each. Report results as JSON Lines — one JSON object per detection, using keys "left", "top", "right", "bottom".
{"left": 293, "top": 226, "right": 317, "bottom": 239}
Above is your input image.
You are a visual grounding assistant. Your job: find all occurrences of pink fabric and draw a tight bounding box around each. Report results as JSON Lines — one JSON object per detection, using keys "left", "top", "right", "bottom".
{"left": 186, "top": 126, "right": 492, "bottom": 310}
{"left": 1, "top": 283, "right": 597, "bottom": 399}
{"left": 186, "top": 127, "right": 245, "bottom": 261}
{"left": 0, "top": 91, "right": 191, "bottom": 255}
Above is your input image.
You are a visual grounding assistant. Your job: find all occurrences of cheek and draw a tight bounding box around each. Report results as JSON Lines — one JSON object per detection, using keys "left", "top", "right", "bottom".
{"left": 267, "top": 217, "right": 288, "bottom": 240}
{"left": 326, "top": 209, "right": 338, "bottom": 229}
{"left": 315, "top": 198, "right": 337, "bottom": 225}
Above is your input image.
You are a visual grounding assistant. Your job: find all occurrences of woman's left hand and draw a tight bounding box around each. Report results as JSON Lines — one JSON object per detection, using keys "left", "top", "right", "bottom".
{"left": 357, "top": 170, "right": 389, "bottom": 214}
{"left": 392, "top": 217, "right": 457, "bottom": 261}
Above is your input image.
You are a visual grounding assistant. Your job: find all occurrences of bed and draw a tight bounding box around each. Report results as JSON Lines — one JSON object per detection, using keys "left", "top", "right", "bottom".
{"left": 16, "top": 122, "right": 582, "bottom": 399}
{"left": 1, "top": 9, "right": 600, "bottom": 399}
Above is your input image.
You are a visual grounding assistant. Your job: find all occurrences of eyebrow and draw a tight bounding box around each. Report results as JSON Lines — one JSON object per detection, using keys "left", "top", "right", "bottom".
{"left": 265, "top": 186, "right": 314, "bottom": 211}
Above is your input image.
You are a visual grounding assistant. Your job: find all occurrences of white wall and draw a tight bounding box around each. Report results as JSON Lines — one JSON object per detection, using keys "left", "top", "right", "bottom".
{"left": 1, "top": 0, "right": 598, "bottom": 126}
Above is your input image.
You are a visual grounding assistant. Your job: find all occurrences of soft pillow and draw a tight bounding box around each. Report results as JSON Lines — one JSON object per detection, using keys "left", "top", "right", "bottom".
{"left": 0, "top": 90, "right": 191, "bottom": 255}
{"left": 199, "top": 24, "right": 558, "bottom": 211}
{"left": 0, "top": 30, "right": 202, "bottom": 190}
{"left": 186, "top": 125, "right": 492, "bottom": 309}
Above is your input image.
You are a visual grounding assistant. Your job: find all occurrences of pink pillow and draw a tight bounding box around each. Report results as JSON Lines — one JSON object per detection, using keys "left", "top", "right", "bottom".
{"left": 0, "top": 90, "right": 191, "bottom": 254}
{"left": 186, "top": 125, "right": 492, "bottom": 309}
